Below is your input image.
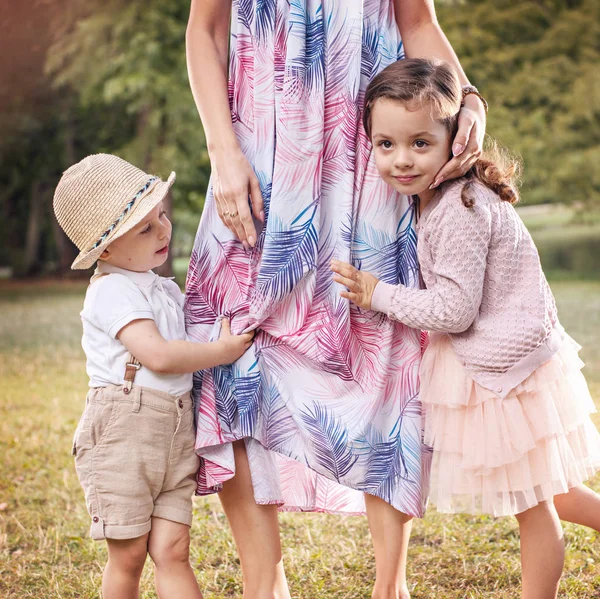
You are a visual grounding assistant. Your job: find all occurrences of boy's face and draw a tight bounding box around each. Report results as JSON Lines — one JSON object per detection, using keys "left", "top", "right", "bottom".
{"left": 370, "top": 98, "right": 452, "bottom": 203}
{"left": 99, "top": 202, "right": 172, "bottom": 272}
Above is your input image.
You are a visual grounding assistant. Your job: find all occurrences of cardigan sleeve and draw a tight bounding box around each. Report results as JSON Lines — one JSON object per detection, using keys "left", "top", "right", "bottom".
{"left": 371, "top": 195, "right": 492, "bottom": 333}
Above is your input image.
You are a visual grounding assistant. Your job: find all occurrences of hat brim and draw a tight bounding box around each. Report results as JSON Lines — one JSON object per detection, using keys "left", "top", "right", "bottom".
{"left": 71, "top": 172, "right": 176, "bottom": 270}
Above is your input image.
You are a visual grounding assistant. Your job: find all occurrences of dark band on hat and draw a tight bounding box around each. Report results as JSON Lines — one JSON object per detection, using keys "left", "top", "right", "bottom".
{"left": 90, "top": 177, "right": 159, "bottom": 251}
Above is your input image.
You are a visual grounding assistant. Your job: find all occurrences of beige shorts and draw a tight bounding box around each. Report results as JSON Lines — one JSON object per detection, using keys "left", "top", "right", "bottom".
{"left": 72, "top": 384, "right": 199, "bottom": 540}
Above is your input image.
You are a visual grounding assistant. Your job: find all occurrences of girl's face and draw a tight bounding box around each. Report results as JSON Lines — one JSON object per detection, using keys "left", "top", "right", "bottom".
{"left": 99, "top": 202, "right": 172, "bottom": 272}
{"left": 370, "top": 98, "right": 452, "bottom": 203}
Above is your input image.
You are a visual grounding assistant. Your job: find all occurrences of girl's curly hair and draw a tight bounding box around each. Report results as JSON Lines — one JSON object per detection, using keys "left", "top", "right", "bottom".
{"left": 363, "top": 58, "right": 521, "bottom": 206}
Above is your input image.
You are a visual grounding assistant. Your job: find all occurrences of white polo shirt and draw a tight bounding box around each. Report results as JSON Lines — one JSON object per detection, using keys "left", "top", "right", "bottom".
{"left": 80, "top": 262, "right": 193, "bottom": 397}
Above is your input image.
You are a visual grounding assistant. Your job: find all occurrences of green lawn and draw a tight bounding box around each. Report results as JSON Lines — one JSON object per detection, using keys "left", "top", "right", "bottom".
{"left": 1, "top": 281, "right": 599, "bottom": 598}
{"left": 518, "top": 205, "right": 600, "bottom": 281}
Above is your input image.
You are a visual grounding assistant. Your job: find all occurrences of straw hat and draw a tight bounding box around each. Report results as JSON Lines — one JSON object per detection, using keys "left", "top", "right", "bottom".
{"left": 53, "top": 154, "right": 175, "bottom": 270}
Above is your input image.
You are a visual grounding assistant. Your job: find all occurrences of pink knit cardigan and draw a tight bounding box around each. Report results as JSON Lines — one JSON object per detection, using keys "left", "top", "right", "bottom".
{"left": 371, "top": 179, "right": 562, "bottom": 398}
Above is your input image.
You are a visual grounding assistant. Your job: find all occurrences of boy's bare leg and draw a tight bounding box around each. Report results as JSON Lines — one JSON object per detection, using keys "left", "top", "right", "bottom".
{"left": 218, "top": 440, "right": 291, "bottom": 599}
{"left": 103, "top": 534, "right": 149, "bottom": 599}
{"left": 364, "top": 493, "right": 412, "bottom": 599}
{"left": 148, "top": 518, "right": 203, "bottom": 598}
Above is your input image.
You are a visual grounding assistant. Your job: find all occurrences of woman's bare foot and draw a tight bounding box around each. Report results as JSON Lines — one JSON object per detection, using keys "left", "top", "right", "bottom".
{"left": 371, "top": 583, "right": 411, "bottom": 599}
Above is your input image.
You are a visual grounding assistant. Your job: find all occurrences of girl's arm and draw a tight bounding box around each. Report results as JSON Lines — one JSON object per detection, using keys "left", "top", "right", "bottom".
{"left": 118, "top": 318, "right": 253, "bottom": 374}
{"left": 332, "top": 194, "right": 492, "bottom": 334}
{"left": 186, "top": 0, "right": 263, "bottom": 248}
{"left": 394, "top": 0, "right": 486, "bottom": 186}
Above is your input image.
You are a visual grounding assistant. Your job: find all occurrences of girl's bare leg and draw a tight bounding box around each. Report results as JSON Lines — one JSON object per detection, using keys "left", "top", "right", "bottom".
{"left": 364, "top": 493, "right": 412, "bottom": 599}
{"left": 553, "top": 484, "right": 600, "bottom": 531}
{"left": 515, "top": 500, "right": 564, "bottom": 599}
{"left": 218, "top": 440, "right": 291, "bottom": 599}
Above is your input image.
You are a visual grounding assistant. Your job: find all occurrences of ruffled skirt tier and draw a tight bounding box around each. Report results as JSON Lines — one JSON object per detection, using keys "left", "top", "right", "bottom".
{"left": 420, "top": 333, "right": 600, "bottom": 516}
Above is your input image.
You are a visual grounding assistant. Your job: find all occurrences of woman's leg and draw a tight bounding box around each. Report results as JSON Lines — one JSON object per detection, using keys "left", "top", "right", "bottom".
{"left": 103, "top": 534, "right": 149, "bottom": 599}
{"left": 218, "top": 440, "right": 291, "bottom": 599}
{"left": 364, "top": 493, "right": 413, "bottom": 599}
{"left": 515, "top": 500, "right": 564, "bottom": 599}
{"left": 553, "top": 484, "right": 600, "bottom": 531}
{"left": 148, "top": 518, "right": 203, "bottom": 599}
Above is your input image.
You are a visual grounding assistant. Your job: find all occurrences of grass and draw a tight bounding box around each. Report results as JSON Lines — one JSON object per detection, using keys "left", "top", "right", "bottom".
{"left": 518, "top": 205, "right": 600, "bottom": 281}
{"left": 1, "top": 281, "right": 599, "bottom": 598}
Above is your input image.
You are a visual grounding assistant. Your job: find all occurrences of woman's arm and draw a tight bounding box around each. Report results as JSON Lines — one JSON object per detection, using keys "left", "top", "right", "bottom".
{"left": 394, "top": 0, "right": 486, "bottom": 186}
{"left": 186, "top": 0, "right": 236, "bottom": 155}
{"left": 186, "top": 0, "right": 263, "bottom": 248}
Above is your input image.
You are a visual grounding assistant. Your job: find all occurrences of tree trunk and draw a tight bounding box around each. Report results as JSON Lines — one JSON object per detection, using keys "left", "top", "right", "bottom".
{"left": 53, "top": 101, "right": 80, "bottom": 274}
{"left": 24, "top": 179, "right": 44, "bottom": 275}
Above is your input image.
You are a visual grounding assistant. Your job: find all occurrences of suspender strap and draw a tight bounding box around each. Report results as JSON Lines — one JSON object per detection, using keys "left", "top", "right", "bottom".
{"left": 123, "top": 354, "right": 141, "bottom": 395}
{"left": 89, "top": 270, "right": 142, "bottom": 396}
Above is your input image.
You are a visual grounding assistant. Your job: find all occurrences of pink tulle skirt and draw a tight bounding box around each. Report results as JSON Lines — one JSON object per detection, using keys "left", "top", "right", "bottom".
{"left": 421, "top": 333, "right": 600, "bottom": 517}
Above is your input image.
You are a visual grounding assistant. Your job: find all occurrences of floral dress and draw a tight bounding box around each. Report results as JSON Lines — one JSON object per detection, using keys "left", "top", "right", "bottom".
{"left": 185, "top": 0, "right": 430, "bottom": 517}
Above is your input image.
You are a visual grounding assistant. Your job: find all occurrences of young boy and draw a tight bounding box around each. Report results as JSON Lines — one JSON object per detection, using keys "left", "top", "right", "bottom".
{"left": 53, "top": 154, "right": 253, "bottom": 598}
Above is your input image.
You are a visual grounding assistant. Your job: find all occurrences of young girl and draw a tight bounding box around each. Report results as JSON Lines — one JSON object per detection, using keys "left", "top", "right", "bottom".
{"left": 331, "top": 58, "right": 600, "bottom": 598}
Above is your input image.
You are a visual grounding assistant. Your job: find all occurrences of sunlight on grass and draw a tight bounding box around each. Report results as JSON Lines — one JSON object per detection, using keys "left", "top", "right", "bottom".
{"left": 1, "top": 281, "right": 599, "bottom": 598}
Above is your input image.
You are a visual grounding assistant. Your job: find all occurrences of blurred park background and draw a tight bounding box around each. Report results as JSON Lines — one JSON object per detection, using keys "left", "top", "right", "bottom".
{"left": 1, "top": 0, "right": 600, "bottom": 597}
{"left": 0, "top": 0, "right": 599, "bottom": 280}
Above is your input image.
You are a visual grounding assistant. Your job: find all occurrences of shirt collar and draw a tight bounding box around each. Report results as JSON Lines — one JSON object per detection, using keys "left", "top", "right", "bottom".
{"left": 96, "top": 261, "right": 158, "bottom": 288}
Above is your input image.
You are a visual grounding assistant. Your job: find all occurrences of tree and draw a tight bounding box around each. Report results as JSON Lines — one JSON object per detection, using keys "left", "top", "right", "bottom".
{"left": 437, "top": 0, "right": 600, "bottom": 206}
{"left": 46, "top": 0, "right": 211, "bottom": 275}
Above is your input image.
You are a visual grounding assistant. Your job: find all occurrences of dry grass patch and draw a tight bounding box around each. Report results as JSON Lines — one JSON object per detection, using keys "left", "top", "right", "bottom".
{"left": 1, "top": 281, "right": 599, "bottom": 598}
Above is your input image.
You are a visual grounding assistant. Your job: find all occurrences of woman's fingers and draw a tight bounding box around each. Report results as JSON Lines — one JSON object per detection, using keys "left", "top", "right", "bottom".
{"left": 432, "top": 152, "right": 477, "bottom": 186}
{"left": 235, "top": 196, "right": 257, "bottom": 247}
{"left": 431, "top": 108, "right": 483, "bottom": 187}
{"left": 221, "top": 184, "right": 258, "bottom": 248}
{"left": 221, "top": 191, "right": 249, "bottom": 246}
{"left": 212, "top": 156, "right": 262, "bottom": 247}
{"left": 249, "top": 176, "right": 265, "bottom": 223}
{"left": 451, "top": 110, "right": 474, "bottom": 158}
{"left": 214, "top": 190, "right": 229, "bottom": 222}
{"left": 213, "top": 184, "right": 239, "bottom": 239}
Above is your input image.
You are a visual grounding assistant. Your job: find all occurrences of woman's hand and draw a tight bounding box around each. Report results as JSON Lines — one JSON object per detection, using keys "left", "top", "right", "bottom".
{"left": 331, "top": 260, "right": 380, "bottom": 310}
{"left": 211, "top": 148, "right": 265, "bottom": 249}
{"left": 430, "top": 94, "right": 486, "bottom": 188}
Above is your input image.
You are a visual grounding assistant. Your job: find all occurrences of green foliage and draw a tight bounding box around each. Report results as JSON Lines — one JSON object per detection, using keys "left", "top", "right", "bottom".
{"left": 45, "top": 0, "right": 210, "bottom": 212}
{"left": 0, "top": 0, "right": 209, "bottom": 274}
{"left": 532, "top": 225, "right": 600, "bottom": 280}
{"left": 437, "top": 0, "right": 600, "bottom": 206}
{"left": 1, "top": 0, "right": 598, "bottom": 273}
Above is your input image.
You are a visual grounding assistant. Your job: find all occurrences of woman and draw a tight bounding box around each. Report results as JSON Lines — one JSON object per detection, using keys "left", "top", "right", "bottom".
{"left": 185, "top": 2, "right": 486, "bottom": 597}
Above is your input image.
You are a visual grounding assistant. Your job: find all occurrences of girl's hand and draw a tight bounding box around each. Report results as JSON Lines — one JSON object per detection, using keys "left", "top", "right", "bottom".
{"left": 217, "top": 318, "right": 255, "bottom": 364}
{"left": 430, "top": 94, "right": 486, "bottom": 188}
{"left": 331, "top": 260, "right": 380, "bottom": 310}
{"left": 211, "top": 148, "right": 265, "bottom": 249}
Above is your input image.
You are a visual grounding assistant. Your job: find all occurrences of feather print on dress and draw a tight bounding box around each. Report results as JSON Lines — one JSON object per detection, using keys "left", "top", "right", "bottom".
{"left": 185, "top": 0, "right": 431, "bottom": 517}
